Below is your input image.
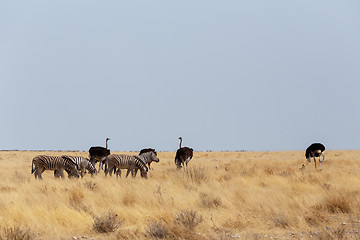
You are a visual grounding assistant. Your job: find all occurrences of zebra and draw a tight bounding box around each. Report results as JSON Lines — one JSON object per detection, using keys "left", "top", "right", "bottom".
{"left": 139, "top": 148, "right": 158, "bottom": 170}
{"left": 104, "top": 153, "right": 150, "bottom": 178}
{"left": 54, "top": 156, "right": 97, "bottom": 178}
{"left": 132, "top": 151, "right": 160, "bottom": 176}
{"left": 305, "top": 143, "right": 325, "bottom": 169}
{"left": 31, "top": 155, "right": 79, "bottom": 179}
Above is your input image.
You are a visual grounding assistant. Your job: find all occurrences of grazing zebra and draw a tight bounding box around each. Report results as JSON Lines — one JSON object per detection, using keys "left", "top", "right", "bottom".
{"left": 305, "top": 143, "right": 326, "bottom": 169}
{"left": 54, "top": 156, "right": 96, "bottom": 178}
{"left": 89, "top": 138, "right": 111, "bottom": 172}
{"left": 175, "top": 137, "right": 193, "bottom": 170}
{"left": 132, "top": 151, "right": 160, "bottom": 176}
{"left": 105, "top": 154, "right": 149, "bottom": 178}
{"left": 139, "top": 148, "right": 158, "bottom": 170}
{"left": 31, "top": 155, "right": 79, "bottom": 179}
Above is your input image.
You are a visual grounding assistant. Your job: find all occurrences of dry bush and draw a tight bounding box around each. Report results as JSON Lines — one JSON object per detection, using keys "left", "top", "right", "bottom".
{"left": 199, "top": 193, "right": 222, "bottom": 208}
{"left": 2, "top": 226, "right": 33, "bottom": 240}
{"left": 270, "top": 214, "right": 289, "bottom": 229}
{"left": 93, "top": 211, "right": 121, "bottom": 233}
{"left": 173, "top": 209, "right": 203, "bottom": 230}
{"left": 305, "top": 211, "right": 328, "bottom": 227}
{"left": 145, "top": 220, "right": 171, "bottom": 239}
{"left": 83, "top": 180, "right": 97, "bottom": 190}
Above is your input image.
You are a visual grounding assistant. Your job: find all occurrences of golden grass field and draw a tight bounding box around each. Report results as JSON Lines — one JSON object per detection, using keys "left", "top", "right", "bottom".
{"left": 0, "top": 150, "right": 360, "bottom": 240}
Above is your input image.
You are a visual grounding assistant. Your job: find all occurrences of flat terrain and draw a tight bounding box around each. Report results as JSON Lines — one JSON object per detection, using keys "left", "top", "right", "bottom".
{"left": 0, "top": 150, "right": 360, "bottom": 239}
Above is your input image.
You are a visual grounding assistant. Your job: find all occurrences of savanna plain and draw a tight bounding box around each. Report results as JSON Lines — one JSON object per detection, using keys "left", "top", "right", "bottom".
{"left": 0, "top": 150, "right": 360, "bottom": 240}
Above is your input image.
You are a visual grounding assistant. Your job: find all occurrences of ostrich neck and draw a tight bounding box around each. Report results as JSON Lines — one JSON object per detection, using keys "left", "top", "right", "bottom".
{"left": 179, "top": 138, "right": 182, "bottom": 149}
{"left": 106, "top": 139, "right": 109, "bottom": 149}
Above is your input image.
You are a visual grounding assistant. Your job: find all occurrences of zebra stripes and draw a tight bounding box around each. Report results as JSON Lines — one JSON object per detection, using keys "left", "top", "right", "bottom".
{"left": 132, "top": 151, "right": 159, "bottom": 177}
{"left": 55, "top": 156, "right": 96, "bottom": 178}
{"left": 105, "top": 154, "right": 149, "bottom": 178}
{"left": 31, "top": 155, "right": 79, "bottom": 179}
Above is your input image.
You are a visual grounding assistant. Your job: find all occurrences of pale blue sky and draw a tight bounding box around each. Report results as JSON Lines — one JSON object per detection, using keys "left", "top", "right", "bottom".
{"left": 1, "top": 1, "right": 360, "bottom": 151}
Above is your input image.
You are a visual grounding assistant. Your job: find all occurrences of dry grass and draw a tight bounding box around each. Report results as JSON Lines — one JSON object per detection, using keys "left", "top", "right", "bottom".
{"left": 0, "top": 150, "right": 360, "bottom": 239}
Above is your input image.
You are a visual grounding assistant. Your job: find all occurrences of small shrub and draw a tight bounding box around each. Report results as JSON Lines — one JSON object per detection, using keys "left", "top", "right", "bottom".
{"left": 200, "top": 193, "right": 222, "bottom": 208}
{"left": 93, "top": 211, "right": 120, "bottom": 233}
{"left": 83, "top": 180, "right": 97, "bottom": 190}
{"left": 271, "top": 214, "right": 289, "bottom": 228}
{"left": 145, "top": 220, "right": 170, "bottom": 239}
{"left": 174, "top": 209, "right": 203, "bottom": 230}
{"left": 3, "top": 226, "right": 33, "bottom": 240}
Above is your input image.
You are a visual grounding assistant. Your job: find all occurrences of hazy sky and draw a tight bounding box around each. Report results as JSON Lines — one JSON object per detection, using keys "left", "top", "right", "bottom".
{"left": 1, "top": 1, "right": 360, "bottom": 151}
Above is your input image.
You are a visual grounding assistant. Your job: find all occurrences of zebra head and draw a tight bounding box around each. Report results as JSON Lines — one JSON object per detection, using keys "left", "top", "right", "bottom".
{"left": 149, "top": 151, "right": 160, "bottom": 163}
{"left": 62, "top": 156, "right": 80, "bottom": 178}
{"left": 87, "top": 161, "right": 97, "bottom": 176}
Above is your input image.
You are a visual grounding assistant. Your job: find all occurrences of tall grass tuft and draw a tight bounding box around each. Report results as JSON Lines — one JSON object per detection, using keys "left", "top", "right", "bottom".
{"left": 324, "top": 195, "right": 352, "bottom": 214}
{"left": 186, "top": 166, "right": 208, "bottom": 184}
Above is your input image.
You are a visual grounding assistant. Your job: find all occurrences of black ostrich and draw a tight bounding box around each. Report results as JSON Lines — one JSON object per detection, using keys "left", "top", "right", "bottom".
{"left": 175, "top": 137, "right": 193, "bottom": 170}
{"left": 89, "top": 138, "right": 110, "bottom": 172}
{"left": 305, "top": 143, "right": 325, "bottom": 169}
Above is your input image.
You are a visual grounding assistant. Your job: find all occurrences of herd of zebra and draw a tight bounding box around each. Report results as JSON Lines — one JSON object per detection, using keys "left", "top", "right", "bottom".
{"left": 30, "top": 137, "right": 325, "bottom": 180}
{"left": 31, "top": 137, "right": 194, "bottom": 179}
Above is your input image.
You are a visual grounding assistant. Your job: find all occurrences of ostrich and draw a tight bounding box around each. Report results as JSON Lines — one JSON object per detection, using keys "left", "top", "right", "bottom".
{"left": 175, "top": 137, "right": 193, "bottom": 170}
{"left": 89, "top": 138, "right": 110, "bottom": 172}
{"left": 305, "top": 143, "right": 325, "bottom": 169}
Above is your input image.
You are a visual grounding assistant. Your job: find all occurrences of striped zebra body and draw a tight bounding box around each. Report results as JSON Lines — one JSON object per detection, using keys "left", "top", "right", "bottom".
{"left": 132, "top": 151, "right": 160, "bottom": 177}
{"left": 105, "top": 154, "right": 148, "bottom": 178}
{"left": 55, "top": 156, "right": 96, "bottom": 178}
{"left": 31, "top": 155, "right": 79, "bottom": 179}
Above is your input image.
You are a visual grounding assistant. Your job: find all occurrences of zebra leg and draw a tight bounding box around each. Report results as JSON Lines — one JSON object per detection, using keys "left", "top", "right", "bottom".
{"left": 54, "top": 170, "right": 61, "bottom": 178}
{"left": 58, "top": 169, "right": 65, "bottom": 179}
{"left": 98, "top": 162, "right": 103, "bottom": 173}
{"left": 81, "top": 167, "right": 85, "bottom": 178}
{"left": 126, "top": 169, "right": 131, "bottom": 178}
{"left": 36, "top": 168, "right": 45, "bottom": 180}
{"left": 116, "top": 169, "right": 121, "bottom": 178}
{"left": 133, "top": 169, "right": 138, "bottom": 177}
